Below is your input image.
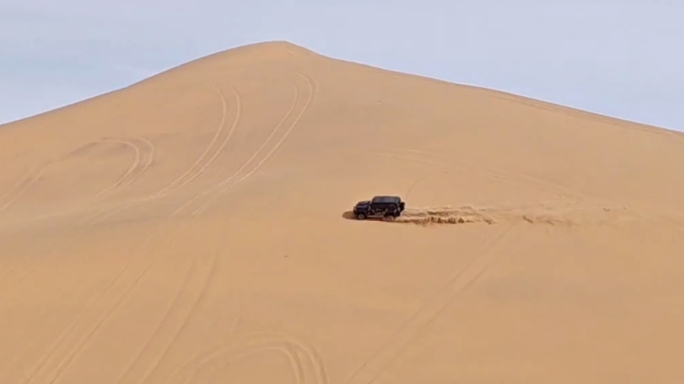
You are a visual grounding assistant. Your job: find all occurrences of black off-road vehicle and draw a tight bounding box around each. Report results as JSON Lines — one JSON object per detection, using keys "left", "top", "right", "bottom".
{"left": 352, "top": 195, "right": 406, "bottom": 220}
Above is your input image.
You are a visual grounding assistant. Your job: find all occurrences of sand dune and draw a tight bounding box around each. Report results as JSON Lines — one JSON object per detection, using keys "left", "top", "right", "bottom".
{"left": 1, "top": 40, "right": 684, "bottom": 383}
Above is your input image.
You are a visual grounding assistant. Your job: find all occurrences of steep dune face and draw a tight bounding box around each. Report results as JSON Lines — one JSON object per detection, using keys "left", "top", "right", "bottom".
{"left": 1, "top": 41, "right": 684, "bottom": 384}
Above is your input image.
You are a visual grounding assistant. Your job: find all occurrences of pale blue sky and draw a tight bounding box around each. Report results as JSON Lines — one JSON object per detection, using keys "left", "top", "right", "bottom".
{"left": 1, "top": 1, "right": 682, "bottom": 131}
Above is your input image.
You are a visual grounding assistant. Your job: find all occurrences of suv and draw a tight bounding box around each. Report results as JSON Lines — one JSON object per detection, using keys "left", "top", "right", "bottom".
{"left": 352, "top": 196, "right": 406, "bottom": 220}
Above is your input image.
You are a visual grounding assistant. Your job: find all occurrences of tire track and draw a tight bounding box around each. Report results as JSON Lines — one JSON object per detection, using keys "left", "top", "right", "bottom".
{"left": 170, "top": 77, "right": 300, "bottom": 218}
{"left": 378, "top": 148, "right": 684, "bottom": 221}
{"left": 91, "top": 138, "right": 142, "bottom": 199}
{"left": 187, "top": 71, "right": 315, "bottom": 217}
{"left": 112, "top": 244, "right": 219, "bottom": 384}
{"left": 28, "top": 86, "right": 240, "bottom": 383}
{"left": 23, "top": 208, "right": 184, "bottom": 384}
{"left": 78, "top": 85, "right": 241, "bottom": 230}
{"left": 0, "top": 137, "right": 156, "bottom": 304}
{"left": 7, "top": 81, "right": 233, "bottom": 384}
{"left": 111, "top": 70, "right": 317, "bottom": 384}
{"left": 345, "top": 224, "right": 521, "bottom": 384}
{"left": 0, "top": 136, "right": 155, "bottom": 224}
{"left": 24, "top": 218, "right": 171, "bottom": 384}
{"left": 0, "top": 163, "right": 47, "bottom": 216}
{"left": 16, "top": 83, "right": 236, "bottom": 383}
{"left": 16, "top": 189, "right": 165, "bottom": 384}
{"left": 14, "top": 71, "right": 319, "bottom": 384}
{"left": 10, "top": 206, "right": 156, "bottom": 383}
{"left": 28, "top": 82, "right": 242, "bottom": 384}
{"left": 115, "top": 71, "right": 316, "bottom": 384}
{"left": 153, "top": 83, "right": 234, "bottom": 197}
{"left": 93, "top": 136, "right": 157, "bottom": 198}
{"left": 0, "top": 169, "right": 80, "bottom": 304}
{"left": 373, "top": 148, "right": 605, "bottom": 231}
{"left": 18, "top": 250, "right": 148, "bottom": 384}
{"left": 164, "top": 330, "right": 327, "bottom": 384}
{"left": 178, "top": 342, "right": 305, "bottom": 384}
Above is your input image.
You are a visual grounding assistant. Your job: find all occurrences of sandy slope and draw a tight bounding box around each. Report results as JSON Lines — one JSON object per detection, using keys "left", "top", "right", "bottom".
{"left": 1, "top": 41, "right": 684, "bottom": 384}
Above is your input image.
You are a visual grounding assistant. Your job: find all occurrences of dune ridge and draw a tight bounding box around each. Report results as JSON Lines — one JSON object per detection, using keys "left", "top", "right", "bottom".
{"left": 1, "top": 40, "right": 684, "bottom": 384}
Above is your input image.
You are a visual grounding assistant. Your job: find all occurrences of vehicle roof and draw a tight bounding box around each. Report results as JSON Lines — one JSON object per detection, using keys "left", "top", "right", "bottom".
{"left": 371, "top": 195, "right": 402, "bottom": 203}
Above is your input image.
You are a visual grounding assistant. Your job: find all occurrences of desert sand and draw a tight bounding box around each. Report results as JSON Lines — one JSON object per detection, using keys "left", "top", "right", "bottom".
{"left": 1, "top": 41, "right": 684, "bottom": 384}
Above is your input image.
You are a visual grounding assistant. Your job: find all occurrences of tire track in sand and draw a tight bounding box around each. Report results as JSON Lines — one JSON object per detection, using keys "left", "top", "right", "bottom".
{"left": 0, "top": 136, "right": 155, "bottom": 223}
{"left": 1, "top": 137, "right": 156, "bottom": 384}
{"left": 164, "top": 330, "right": 328, "bottom": 384}
{"left": 39, "top": 136, "right": 155, "bottom": 224}
{"left": 15, "top": 84, "right": 235, "bottom": 384}
{"left": 153, "top": 82, "right": 236, "bottom": 196}
{"left": 0, "top": 166, "right": 45, "bottom": 293}
{"left": 77, "top": 84, "right": 241, "bottom": 230}
{"left": 71, "top": 87, "right": 237, "bottom": 384}
{"left": 0, "top": 165, "right": 45, "bottom": 216}
{"left": 186, "top": 71, "right": 315, "bottom": 217}
{"left": 116, "top": 71, "right": 319, "bottom": 384}
{"left": 17, "top": 238, "right": 161, "bottom": 384}
{"left": 110, "top": 241, "right": 219, "bottom": 384}
{"left": 93, "top": 137, "right": 156, "bottom": 199}
{"left": 0, "top": 136, "right": 156, "bottom": 304}
{"left": 24, "top": 87, "right": 241, "bottom": 384}
{"left": 345, "top": 224, "right": 522, "bottom": 384}
{"left": 388, "top": 150, "right": 684, "bottom": 251}
{"left": 375, "top": 148, "right": 683, "bottom": 228}
{"left": 18, "top": 71, "right": 319, "bottom": 384}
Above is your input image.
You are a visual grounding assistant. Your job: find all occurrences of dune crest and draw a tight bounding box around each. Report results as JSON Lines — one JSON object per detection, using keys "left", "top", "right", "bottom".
{"left": 1, "top": 41, "right": 684, "bottom": 384}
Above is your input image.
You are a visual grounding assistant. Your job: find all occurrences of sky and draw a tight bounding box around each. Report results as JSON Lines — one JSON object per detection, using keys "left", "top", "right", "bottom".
{"left": 1, "top": 0, "right": 682, "bottom": 131}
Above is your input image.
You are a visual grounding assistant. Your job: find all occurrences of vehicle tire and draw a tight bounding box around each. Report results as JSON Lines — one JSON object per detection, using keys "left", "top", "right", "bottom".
{"left": 356, "top": 213, "right": 367, "bottom": 220}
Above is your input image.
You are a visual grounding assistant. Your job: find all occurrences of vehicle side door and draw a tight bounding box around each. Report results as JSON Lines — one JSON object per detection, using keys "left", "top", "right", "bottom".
{"left": 368, "top": 202, "right": 378, "bottom": 216}
{"left": 369, "top": 201, "right": 384, "bottom": 216}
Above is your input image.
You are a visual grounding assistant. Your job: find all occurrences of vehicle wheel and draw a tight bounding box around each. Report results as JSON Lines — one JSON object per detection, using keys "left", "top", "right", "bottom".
{"left": 356, "top": 213, "right": 367, "bottom": 220}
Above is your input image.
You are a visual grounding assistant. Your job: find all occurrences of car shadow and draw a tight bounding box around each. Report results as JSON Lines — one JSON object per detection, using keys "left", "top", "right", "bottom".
{"left": 341, "top": 211, "right": 392, "bottom": 222}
